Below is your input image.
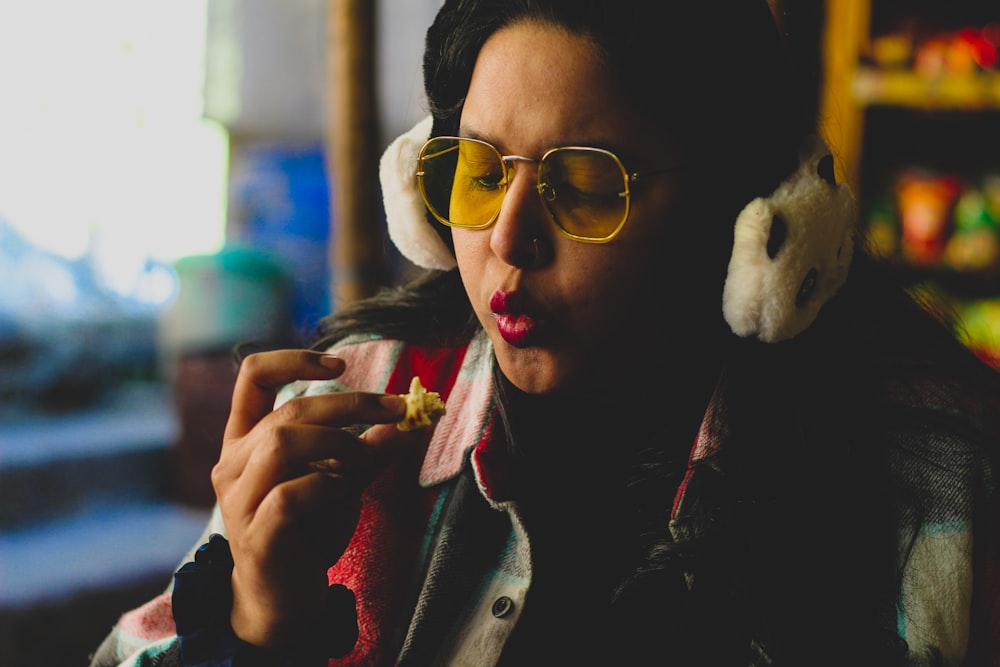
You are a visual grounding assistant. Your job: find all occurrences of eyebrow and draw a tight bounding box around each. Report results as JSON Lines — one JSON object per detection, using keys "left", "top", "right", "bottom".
{"left": 457, "top": 126, "right": 639, "bottom": 162}
{"left": 457, "top": 127, "right": 514, "bottom": 154}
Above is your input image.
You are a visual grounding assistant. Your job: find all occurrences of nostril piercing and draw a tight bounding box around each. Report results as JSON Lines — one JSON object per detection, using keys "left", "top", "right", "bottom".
{"left": 528, "top": 237, "right": 544, "bottom": 265}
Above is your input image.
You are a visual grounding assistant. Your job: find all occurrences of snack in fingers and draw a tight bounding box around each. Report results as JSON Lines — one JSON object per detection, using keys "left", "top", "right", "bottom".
{"left": 397, "top": 376, "right": 446, "bottom": 431}
{"left": 308, "top": 377, "right": 446, "bottom": 474}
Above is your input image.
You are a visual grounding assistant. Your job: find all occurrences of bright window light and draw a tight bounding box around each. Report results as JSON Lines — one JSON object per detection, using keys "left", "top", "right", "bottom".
{"left": 0, "top": 0, "right": 228, "bottom": 301}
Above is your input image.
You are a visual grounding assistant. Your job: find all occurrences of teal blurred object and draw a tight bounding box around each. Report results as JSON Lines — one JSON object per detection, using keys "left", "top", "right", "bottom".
{"left": 158, "top": 247, "right": 294, "bottom": 360}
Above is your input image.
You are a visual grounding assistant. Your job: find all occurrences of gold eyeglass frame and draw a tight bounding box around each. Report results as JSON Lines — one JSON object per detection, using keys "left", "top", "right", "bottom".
{"left": 416, "top": 136, "right": 679, "bottom": 244}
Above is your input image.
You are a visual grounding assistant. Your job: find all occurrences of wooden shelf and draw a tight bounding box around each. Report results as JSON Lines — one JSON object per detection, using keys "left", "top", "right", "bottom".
{"left": 853, "top": 67, "right": 1000, "bottom": 109}
{"left": 820, "top": 0, "right": 1000, "bottom": 350}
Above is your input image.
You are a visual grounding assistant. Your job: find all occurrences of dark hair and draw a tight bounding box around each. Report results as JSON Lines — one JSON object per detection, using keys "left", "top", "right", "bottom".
{"left": 423, "top": 0, "right": 808, "bottom": 171}
{"left": 314, "top": 1, "right": 1000, "bottom": 663}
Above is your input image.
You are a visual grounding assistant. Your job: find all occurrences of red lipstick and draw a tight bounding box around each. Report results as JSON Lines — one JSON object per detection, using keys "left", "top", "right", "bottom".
{"left": 490, "top": 290, "right": 538, "bottom": 348}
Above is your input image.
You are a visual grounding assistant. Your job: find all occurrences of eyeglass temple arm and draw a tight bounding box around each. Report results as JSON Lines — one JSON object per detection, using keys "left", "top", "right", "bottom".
{"left": 628, "top": 164, "right": 684, "bottom": 183}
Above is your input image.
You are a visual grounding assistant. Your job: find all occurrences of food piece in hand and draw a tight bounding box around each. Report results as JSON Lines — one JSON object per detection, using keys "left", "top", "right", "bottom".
{"left": 397, "top": 376, "right": 446, "bottom": 431}
{"left": 308, "top": 378, "right": 445, "bottom": 474}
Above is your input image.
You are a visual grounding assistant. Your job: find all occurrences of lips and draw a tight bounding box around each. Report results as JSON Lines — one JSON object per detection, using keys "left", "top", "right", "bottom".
{"left": 490, "top": 290, "right": 539, "bottom": 348}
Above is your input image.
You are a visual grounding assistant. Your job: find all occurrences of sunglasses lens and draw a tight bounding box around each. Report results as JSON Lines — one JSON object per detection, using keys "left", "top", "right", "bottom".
{"left": 417, "top": 139, "right": 630, "bottom": 241}
{"left": 418, "top": 137, "right": 505, "bottom": 229}
{"left": 539, "top": 149, "right": 628, "bottom": 241}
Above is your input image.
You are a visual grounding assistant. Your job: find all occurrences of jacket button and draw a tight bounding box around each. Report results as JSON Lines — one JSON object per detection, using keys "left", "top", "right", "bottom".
{"left": 491, "top": 596, "right": 514, "bottom": 618}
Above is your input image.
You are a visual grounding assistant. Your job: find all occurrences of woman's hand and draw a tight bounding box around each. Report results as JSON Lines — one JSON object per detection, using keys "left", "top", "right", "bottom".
{"left": 210, "top": 349, "right": 411, "bottom": 647}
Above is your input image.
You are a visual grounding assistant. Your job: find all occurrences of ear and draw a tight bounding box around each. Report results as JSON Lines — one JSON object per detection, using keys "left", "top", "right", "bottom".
{"left": 380, "top": 115, "right": 457, "bottom": 271}
{"left": 722, "top": 136, "right": 856, "bottom": 342}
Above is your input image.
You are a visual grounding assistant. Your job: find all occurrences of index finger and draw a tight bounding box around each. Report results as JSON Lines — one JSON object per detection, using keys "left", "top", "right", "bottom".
{"left": 225, "top": 349, "right": 347, "bottom": 439}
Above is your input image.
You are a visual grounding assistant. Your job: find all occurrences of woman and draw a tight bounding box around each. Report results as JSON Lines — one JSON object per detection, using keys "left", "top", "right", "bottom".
{"left": 91, "top": 1, "right": 1000, "bottom": 665}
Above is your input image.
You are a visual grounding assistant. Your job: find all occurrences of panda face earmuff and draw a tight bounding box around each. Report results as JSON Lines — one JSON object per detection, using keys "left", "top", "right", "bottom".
{"left": 722, "top": 135, "right": 856, "bottom": 342}
{"left": 380, "top": 115, "right": 457, "bottom": 271}
{"left": 381, "top": 116, "right": 855, "bottom": 342}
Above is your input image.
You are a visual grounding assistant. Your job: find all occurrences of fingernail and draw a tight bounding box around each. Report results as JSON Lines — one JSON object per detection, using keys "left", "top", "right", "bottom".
{"left": 318, "top": 354, "right": 345, "bottom": 370}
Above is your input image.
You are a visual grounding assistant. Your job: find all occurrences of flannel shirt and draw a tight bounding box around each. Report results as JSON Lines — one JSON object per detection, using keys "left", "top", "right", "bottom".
{"left": 90, "top": 330, "right": 1000, "bottom": 666}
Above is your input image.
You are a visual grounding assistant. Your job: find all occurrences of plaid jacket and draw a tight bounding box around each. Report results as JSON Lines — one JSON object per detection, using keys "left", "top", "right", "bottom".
{"left": 90, "top": 331, "right": 1000, "bottom": 666}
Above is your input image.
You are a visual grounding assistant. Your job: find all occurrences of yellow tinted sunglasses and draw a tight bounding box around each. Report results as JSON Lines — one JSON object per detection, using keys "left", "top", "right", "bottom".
{"left": 416, "top": 136, "right": 679, "bottom": 243}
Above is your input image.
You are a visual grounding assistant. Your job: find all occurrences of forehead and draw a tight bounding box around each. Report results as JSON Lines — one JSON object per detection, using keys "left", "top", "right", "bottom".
{"left": 461, "top": 20, "right": 673, "bottom": 160}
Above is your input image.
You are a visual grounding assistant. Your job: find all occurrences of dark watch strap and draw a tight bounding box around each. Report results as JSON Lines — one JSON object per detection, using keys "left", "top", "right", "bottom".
{"left": 172, "top": 534, "right": 359, "bottom": 667}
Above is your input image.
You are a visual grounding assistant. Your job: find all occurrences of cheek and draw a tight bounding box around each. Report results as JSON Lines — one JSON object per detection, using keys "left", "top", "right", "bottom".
{"left": 566, "top": 245, "right": 667, "bottom": 325}
{"left": 453, "top": 229, "right": 481, "bottom": 271}
{"left": 453, "top": 230, "right": 492, "bottom": 306}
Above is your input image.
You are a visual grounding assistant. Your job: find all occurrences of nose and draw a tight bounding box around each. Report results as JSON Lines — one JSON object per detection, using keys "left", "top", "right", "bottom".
{"left": 488, "top": 159, "right": 551, "bottom": 268}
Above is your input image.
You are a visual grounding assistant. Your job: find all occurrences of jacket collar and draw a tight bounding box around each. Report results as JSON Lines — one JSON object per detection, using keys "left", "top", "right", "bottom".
{"left": 418, "top": 330, "right": 496, "bottom": 487}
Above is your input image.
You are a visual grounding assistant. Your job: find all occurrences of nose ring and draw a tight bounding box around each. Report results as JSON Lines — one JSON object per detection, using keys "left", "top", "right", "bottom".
{"left": 527, "top": 237, "right": 547, "bottom": 266}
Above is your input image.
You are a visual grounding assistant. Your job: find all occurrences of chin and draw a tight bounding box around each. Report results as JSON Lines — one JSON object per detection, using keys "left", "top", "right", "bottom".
{"left": 494, "top": 346, "right": 574, "bottom": 396}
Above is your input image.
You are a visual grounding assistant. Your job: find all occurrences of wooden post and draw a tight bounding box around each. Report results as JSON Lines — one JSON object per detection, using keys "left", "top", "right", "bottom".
{"left": 327, "top": 0, "right": 389, "bottom": 309}
{"left": 819, "top": 0, "right": 871, "bottom": 195}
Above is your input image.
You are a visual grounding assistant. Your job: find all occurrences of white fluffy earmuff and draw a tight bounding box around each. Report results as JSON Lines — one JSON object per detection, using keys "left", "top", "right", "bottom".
{"left": 722, "top": 136, "right": 856, "bottom": 343}
{"left": 379, "top": 115, "right": 458, "bottom": 271}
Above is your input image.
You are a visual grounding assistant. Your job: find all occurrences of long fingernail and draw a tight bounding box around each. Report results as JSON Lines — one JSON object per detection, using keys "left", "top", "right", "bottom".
{"left": 318, "top": 354, "right": 345, "bottom": 370}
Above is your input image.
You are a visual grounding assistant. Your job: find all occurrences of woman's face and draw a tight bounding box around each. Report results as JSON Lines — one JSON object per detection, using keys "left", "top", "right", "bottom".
{"left": 454, "top": 20, "right": 689, "bottom": 395}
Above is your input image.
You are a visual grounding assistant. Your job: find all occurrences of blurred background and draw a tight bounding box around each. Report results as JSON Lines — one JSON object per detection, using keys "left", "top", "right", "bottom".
{"left": 0, "top": 0, "right": 998, "bottom": 665}
{"left": 0, "top": 1, "right": 436, "bottom": 664}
